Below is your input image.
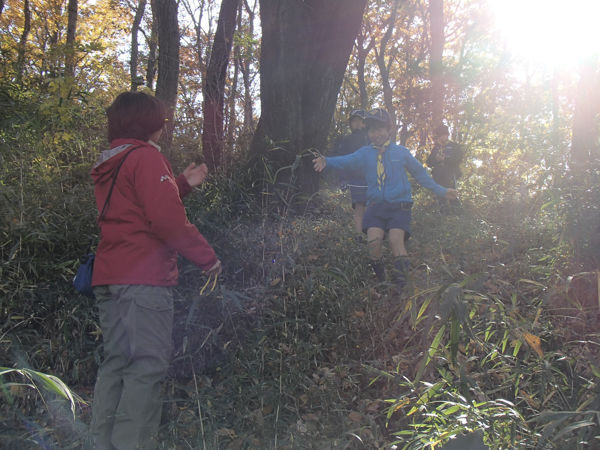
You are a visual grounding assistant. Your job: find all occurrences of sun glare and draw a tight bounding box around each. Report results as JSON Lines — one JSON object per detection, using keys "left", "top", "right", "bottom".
{"left": 489, "top": 0, "right": 600, "bottom": 66}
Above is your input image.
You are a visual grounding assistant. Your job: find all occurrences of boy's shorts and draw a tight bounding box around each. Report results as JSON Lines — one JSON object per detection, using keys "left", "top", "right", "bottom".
{"left": 362, "top": 202, "right": 412, "bottom": 241}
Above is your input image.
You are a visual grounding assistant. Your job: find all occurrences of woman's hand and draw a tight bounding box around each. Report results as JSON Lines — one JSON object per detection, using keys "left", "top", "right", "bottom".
{"left": 205, "top": 259, "right": 222, "bottom": 277}
{"left": 444, "top": 189, "right": 458, "bottom": 200}
{"left": 313, "top": 156, "right": 326, "bottom": 172}
{"left": 183, "top": 163, "right": 208, "bottom": 188}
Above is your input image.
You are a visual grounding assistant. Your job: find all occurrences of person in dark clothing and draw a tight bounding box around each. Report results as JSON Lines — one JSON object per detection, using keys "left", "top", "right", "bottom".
{"left": 426, "top": 124, "right": 464, "bottom": 214}
{"left": 335, "top": 109, "right": 370, "bottom": 236}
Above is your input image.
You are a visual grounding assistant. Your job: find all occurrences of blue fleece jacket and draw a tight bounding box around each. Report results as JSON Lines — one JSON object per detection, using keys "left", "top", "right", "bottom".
{"left": 325, "top": 143, "right": 448, "bottom": 205}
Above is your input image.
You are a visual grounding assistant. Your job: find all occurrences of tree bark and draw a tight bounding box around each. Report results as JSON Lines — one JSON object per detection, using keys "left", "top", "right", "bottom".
{"left": 202, "top": 0, "right": 240, "bottom": 171}
{"left": 430, "top": 0, "right": 445, "bottom": 127}
{"left": 153, "top": 0, "right": 180, "bottom": 144}
{"left": 247, "top": 0, "right": 367, "bottom": 211}
{"left": 0, "top": 1, "right": 5, "bottom": 16}
{"left": 130, "top": 0, "right": 146, "bottom": 91}
{"left": 570, "top": 55, "right": 600, "bottom": 167}
{"left": 16, "top": 0, "right": 31, "bottom": 84}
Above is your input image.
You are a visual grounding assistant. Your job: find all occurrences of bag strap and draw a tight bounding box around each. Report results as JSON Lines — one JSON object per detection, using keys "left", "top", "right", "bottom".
{"left": 97, "top": 145, "right": 143, "bottom": 225}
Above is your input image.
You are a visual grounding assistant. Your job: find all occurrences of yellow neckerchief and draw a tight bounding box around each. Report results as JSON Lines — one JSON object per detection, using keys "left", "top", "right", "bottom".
{"left": 373, "top": 140, "right": 391, "bottom": 191}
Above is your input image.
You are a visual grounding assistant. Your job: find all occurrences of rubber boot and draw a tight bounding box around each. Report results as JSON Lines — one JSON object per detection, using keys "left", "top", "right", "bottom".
{"left": 393, "top": 256, "right": 410, "bottom": 293}
{"left": 370, "top": 258, "right": 386, "bottom": 282}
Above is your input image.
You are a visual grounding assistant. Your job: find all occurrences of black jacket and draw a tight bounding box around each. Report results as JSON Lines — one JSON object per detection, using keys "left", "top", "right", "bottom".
{"left": 334, "top": 129, "right": 369, "bottom": 186}
{"left": 426, "top": 140, "right": 463, "bottom": 188}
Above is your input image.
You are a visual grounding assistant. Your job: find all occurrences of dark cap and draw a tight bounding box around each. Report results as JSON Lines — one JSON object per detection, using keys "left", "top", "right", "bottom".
{"left": 434, "top": 124, "right": 449, "bottom": 136}
{"left": 365, "top": 108, "right": 391, "bottom": 124}
{"left": 349, "top": 109, "right": 366, "bottom": 120}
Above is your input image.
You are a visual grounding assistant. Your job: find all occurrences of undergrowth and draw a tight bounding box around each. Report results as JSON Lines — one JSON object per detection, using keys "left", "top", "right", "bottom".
{"left": 2, "top": 137, "right": 600, "bottom": 448}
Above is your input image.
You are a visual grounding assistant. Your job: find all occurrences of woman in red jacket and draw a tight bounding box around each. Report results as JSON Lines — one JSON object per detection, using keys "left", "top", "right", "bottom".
{"left": 89, "top": 92, "right": 221, "bottom": 450}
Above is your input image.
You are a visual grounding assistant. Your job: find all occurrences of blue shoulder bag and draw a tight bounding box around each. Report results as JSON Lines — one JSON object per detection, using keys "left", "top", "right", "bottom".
{"left": 73, "top": 146, "right": 142, "bottom": 298}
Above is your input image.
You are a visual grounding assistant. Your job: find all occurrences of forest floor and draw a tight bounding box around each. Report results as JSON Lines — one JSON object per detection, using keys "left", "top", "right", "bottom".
{"left": 2, "top": 184, "right": 599, "bottom": 449}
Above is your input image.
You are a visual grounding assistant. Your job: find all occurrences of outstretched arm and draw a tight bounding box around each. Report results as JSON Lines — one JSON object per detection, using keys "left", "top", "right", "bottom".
{"left": 313, "top": 156, "right": 327, "bottom": 172}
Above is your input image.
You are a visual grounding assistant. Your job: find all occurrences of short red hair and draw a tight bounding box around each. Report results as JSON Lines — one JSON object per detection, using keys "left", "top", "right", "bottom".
{"left": 106, "top": 92, "right": 166, "bottom": 143}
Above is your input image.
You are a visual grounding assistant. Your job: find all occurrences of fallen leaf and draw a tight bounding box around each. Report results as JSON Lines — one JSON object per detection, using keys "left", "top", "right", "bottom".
{"left": 270, "top": 278, "right": 281, "bottom": 286}
{"left": 10, "top": 385, "right": 25, "bottom": 398}
{"left": 523, "top": 332, "right": 544, "bottom": 357}
{"left": 354, "top": 311, "right": 365, "bottom": 317}
{"left": 348, "top": 411, "right": 362, "bottom": 422}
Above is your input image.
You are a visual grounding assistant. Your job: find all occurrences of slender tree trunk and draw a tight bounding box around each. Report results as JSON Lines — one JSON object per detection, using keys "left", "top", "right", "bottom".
{"left": 146, "top": 15, "right": 158, "bottom": 90}
{"left": 65, "top": 0, "right": 78, "bottom": 77}
{"left": 153, "top": 0, "right": 180, "bottom": 144}
{"left": 375, "top": 0, "right": 401, "bottom": 142}
{"left": 16, "top": 0, "right": 31, "bottom": 84}
{"left": 430, "top": 0, "right": 445, "bottom": 127}
{"left": 570, "top": 55, "right": 600, "bottom": 167}
{"left": 226, "top": 58, "right": 240, "bottom": 164}
{"left": 247, "top": 0, "right": 367, "bottom": 210}
{"left": 240, "top": 0, "right": 256, "bottom": 133}
{"left": 226, "top": 4, "right": 242, "bottom": 162}
{"left": 130, "top": 0, "right": 146, "bottom": 91}
{"left": 356, "top": 30, "right": 375, "bottom": 110}
{"left": 202, "top": 0, "right": 240, "bottom": 171}
{"left": 0, "top": 1, "right": 5, "bottom": 16}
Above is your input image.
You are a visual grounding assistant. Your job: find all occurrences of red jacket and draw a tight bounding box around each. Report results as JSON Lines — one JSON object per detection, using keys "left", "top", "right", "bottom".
{"left": 90, "top": 139, "right": 218, "bottom": 287}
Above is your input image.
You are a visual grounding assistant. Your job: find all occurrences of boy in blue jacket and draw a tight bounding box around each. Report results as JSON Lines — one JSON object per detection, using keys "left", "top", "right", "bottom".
{"left": 313, "top": 108, "right": 458, "bottom": 292}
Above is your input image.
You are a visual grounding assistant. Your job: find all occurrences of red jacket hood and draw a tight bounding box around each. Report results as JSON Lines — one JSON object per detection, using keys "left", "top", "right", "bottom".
{"left": 91, "top": 139, "right": 155, "bottom": 186}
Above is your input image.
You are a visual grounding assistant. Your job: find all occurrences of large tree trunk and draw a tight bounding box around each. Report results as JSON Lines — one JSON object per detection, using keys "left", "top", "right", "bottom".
{"left": 247, "top": 0, "right": 367, "bottom": 211}
{"left": 202, "top": 0, "right": 240, "bottom": 171}
{"left": 153, "top": 0, "right": 180, "bottom": 144}
{"left": 430, "top": 0, "right": 445, "bottom": 127}
{"left": 65, "top": 0, "right": 77, "bottom": 77}
{"left": 570, "top": 55, "right": 600, "bottom": 167}
{"left": 16, "top": 0, "right": 31, "bottom": 84}
{"left": 130, "top": 0, "right": 146, "bottom": 91}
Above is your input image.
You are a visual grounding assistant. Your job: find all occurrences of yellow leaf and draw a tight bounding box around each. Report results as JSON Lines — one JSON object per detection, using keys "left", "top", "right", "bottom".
{"left": 307, "top": 255, "right": 318, "bottom": 261}
{"left": 523, "top": 332, "right": 544, "bottom": 357}
{"left": 270, "top": 278, "right": 281, "bottom": 286}
{"left": 354, "top": 311, "right": 365, "bottom": 317}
